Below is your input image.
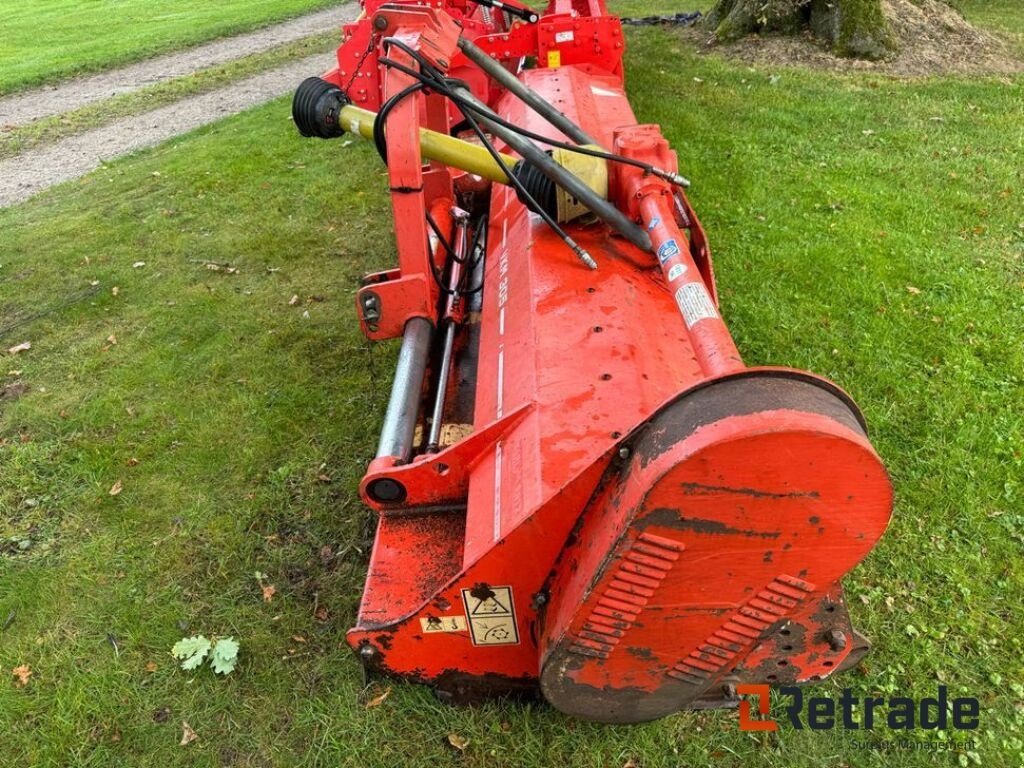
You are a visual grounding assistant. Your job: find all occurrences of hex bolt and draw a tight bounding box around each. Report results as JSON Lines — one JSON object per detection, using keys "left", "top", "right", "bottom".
{"left": 373, "top": 15, "right": 388, "bottom": 31}
{"left": 359, "top": 644, "right": 378, "bottom": 661}
{"left": 825, "top": 629, "right": 847, "bottom": 652}
{"left": 618, "top": 446, "right": 631, "bottom": 460}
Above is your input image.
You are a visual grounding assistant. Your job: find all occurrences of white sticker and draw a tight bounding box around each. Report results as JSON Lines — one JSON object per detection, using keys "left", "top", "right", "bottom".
{"left": 419, "top": 616, "right": 468, "bottom": 634}
{"left": 554, "top": 30, "right": 575, "bottom": 43}
{"left": 675, "top": 282, "right": 719, "bottom": 328}
{"left": 461, "top": 586, "right": 519, "bottom": 646}
{"left": 667, "top": 263, "right": 685, "bottom": 281}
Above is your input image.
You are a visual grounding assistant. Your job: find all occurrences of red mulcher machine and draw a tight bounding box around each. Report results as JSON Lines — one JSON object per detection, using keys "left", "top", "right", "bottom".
{"left": 291, "top": 0, "right": 893, "bottom": 723}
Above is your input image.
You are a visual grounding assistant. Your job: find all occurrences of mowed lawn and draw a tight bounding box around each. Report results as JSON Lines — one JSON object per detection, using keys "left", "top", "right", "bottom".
{"left": 0, "top": 0, "right": 345, "bottom": 94}
{"left": 2, "top": 7, "right": 1024, "bottom": 768}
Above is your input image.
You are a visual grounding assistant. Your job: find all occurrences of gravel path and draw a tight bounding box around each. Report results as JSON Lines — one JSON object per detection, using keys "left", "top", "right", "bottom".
{"left": 0, "top": 4, "right": 354, "bottom": 128}
{"left": 0, "top": 52, "right": 336, "bottom": 208}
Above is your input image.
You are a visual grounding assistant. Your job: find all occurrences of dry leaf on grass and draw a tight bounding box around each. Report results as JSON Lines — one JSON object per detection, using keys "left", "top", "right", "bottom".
{"left": 180, "top": 721, "right": 199, "bottom": 746}
{"left": 262, "top": 584, "right": 276, "bottom": 603}
{"left": 7, "top": 342, "right": 31, "bottom": 355}
{"left": 109, "top": 480, "right": 123, "bottom": 496}
{"left": 365, "top": 687, "right": 392, "bottom": 708}
{"left": 906, "top": 285, "right": 922, "bottom": 295}
{"left": 447, "top": 733, "right": 470, "bottom": 751}
{"left": 12, "top": 665, "right": 31, "bottom": 687}
{"left": 145, "top": 661, "right": 158, "bottom": 673}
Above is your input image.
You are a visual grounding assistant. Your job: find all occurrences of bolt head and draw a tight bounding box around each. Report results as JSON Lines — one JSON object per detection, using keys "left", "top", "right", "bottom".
{"left": 618, "top": 446, "right": 631, "bottom": 460}
{"left": 359, "top": 644, "right": 378, "bottom": 660}
{"left": 825, "top": 629, "right": 847, "bottom": 651}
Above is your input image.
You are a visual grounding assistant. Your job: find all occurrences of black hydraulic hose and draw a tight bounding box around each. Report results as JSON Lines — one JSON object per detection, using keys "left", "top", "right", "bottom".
{"left": 373, "top": 81, "right": 426, "bottom": 161}
{"left": 380, "top": 37, "right": 600, "bottom": 266}
{"left": 380, "top": 40, "right": 686, "bottom": 185}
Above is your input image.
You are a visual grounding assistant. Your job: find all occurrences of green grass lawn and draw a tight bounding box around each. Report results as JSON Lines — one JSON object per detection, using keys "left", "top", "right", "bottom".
{"left": 0, "top": 0, "right": 345, "bottom": 95}
{"left": 2, "top": 11, "right": 1024, "bottom": 768}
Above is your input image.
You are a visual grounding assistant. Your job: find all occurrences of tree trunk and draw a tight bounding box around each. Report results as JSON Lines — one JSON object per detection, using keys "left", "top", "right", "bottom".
{"left": 704, "top": 0, "right": 894, "bottom": 60}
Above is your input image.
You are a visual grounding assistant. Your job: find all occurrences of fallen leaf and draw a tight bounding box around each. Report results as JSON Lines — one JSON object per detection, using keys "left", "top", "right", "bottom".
{"left": 210, "top": 637, "right": 240, "bottom": 675}
{"left": 288, "top": 295, "right": 300, "bottom": 306}
{"left": 447, "top": 733, "right": 470, "bottom": 751}
{"left": 262, "top": 584, "right": 276, "bottom": 603}
{"left": 317, "top": 474, "right": 332, "bottom": 483}
{"left": 145, "top": 661, "right": 158, "bottom": 673}
{"left": 906, "top": 285, "right": 921, "bottom": 295}
{"left": 12, "top": 665, "right": 31, "bottom": 687}
{"left": 7, "top": 342, "right": 31, "bottom": 355}
{"left": 314, "top": 606, "right": 329, "bottom": 622}
{"left": 106, "top": 334, "right": 118, "bottom": 345}
{"left": 112, "top": 286, "right": 120, "bottom": 296}
{"left": 152, "top": 707, "right": 171, "bottom": 723}
{"left": 291, "top": 635, "right": 307, "bottom": 644}
{"left": 109, "top": 480, "right": 123, "bottom": 496}
{"left": 365, "top": 687, "right": 391, "bottom": 708}
{"left": 180, "top": 722, "right": 199, "bottom": 746}
{"left": 132, "top": 261, "right": 146, "bottom": 268}
{"left": 127, "top": 457, "right": 140, "bottom": 467}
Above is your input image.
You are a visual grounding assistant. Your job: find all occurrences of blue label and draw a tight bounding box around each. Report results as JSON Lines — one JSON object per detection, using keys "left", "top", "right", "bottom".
{"left": 657, "top": 239, "right": 680, "bottom": 263}
{"left": 647, "top": 217, "right": 661, "bottom": 231}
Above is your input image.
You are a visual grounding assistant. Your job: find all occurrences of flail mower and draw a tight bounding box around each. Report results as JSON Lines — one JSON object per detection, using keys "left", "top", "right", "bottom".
{"left": 291, "top": 0, "right": 893, "bottom": 723}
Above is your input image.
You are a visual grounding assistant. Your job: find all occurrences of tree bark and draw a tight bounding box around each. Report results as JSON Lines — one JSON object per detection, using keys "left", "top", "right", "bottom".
{"left": 705, "top": 0, "right": 894, "bottom": 60}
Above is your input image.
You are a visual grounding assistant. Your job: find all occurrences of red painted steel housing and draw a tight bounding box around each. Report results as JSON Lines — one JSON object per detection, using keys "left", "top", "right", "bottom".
{"left": 305, "top": 0, "right": 893, "bottom": 722}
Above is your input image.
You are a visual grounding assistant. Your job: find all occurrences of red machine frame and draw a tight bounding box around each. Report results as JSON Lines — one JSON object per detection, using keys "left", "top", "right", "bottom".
{"left": 294, "top": 0, "right": 893, "bottom": 722}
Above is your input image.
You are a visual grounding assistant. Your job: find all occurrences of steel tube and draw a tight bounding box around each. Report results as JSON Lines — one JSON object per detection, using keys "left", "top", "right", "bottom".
{"left": 376, "top": 316, "right": 434, "bottom": 461}
{"left": 426, "top": 212, "right": 470, "bottom": 451}
{"left": 457, "top": 38, "right": 597, "bottom": 147}
{"left": 640, "top": 194, "right": 744, "bottom": 377}
{"left": 426, "top": 322, "right": 457, "bottom": 452}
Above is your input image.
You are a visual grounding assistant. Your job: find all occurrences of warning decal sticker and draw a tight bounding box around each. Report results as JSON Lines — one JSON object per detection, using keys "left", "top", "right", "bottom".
{"left": 419, "top": 616, "right": 468, "bottom": 634}
{"left": 461, "top": 585, "right": 520, "bottom": 646}
{"left": 674, "top": 282, "right": 719, "bottom": 328}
